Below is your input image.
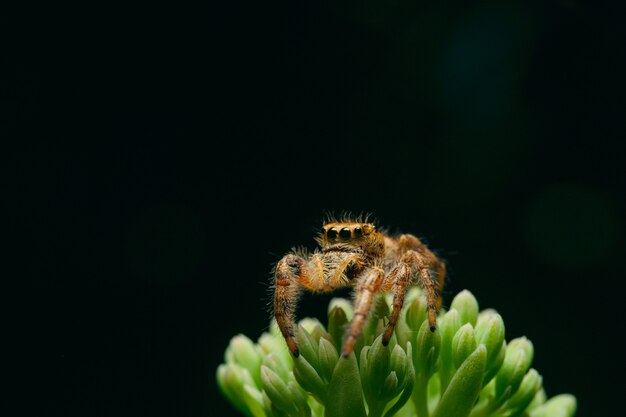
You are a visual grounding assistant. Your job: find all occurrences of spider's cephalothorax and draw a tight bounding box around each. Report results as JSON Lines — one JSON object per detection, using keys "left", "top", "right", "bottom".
{"left": 273, "top": 218, "right": 446, "bottom": 358}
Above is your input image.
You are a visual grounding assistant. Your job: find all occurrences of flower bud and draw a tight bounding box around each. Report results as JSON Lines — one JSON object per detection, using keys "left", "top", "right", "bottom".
{"left": 299, "top": 318, "right": 325, "bottom": 336}
{"left": 217, "top": 363, "right": 264, "bottom": 417}
{"left": 261, "top": 365, "right": 309, "bottom": 416}
{"left": 413, "top": 319, "right": 441, "bottom": 377}
{"left": 257, "top": 332, "right": 291, "bottom": 367}
{"left": 390, "top": 343, "right": 409, "bottom": 385}
{"left": 405, "top": 295, "right": 427, "bottom": 332}
{"left": 527, "top": 387, "right": 547, "bottom": 411}
{"left": 292, "top": 354, "right": 327, "bottom": 404}
{"left": 438, "top": 308, "right": 461, "bottom": 391}
{"left": 475, "top": 312, "right": 505, "bottom": 374}
{"left": 327, "top": 304, "right": 349, "bottom": 351}
{"left": 450, "top": 290, "right": 479, "bottom": 327}
{"left": 216, "top": 364, "right": 247, "bottom": 415}
{"left": 325, "top": 352, "right": 367, "bottom": 417}
{"left": 328, "top": 297, "right": 354, "bottom": 320}
{"left": 483, "top": 340, "right": 506, "bottom": 386}
{"left": 440, "top": 308, "right": 462, "bottom": 350}
{"left": 318, "top": 337, "right": 339, "bottom": 383}
{"left": 432, "top": 344, "right": 487, "bottom": 417}
{"left": 506, "top": 368, "right": 542, "bottom": 411}
{"left": 260, "top": 365, "right": 290, "bottom": 405}
{"left": 359, "top": 296, "right": 390, "bottom": 348}
{"left": 476, "top": 308, "right": 498, "bottom": 324}
{"left": 225, "top": 334, "right": 263, "bottom": 388}
{"left": 262, "top": 352, "right": 290, "bottom": 383}
{"left": 241, "top": 384, "right": 266, "bottom": 417}
{"left": 296, "top": 324, "right": 320, "bottom": 369}
{"left": 452, "top": 323, "right": 478, "bottom": 369}
{"left": 475, "top": 312, "right": 505, "bottom": 387}
{"left": 384, "top": 343, "right": 415, "bottom": 417}
{"left": 360, "top": 336, "right": 412, "bottom": 416}
{"left": 495, "top": 338, "right": 534, "bottom": 399}
{"left": 528, "top": 394, "right": 576, "bottom": 417}
{"left": 380, "top": 371, "right": 399, "bottom": 399}
{"left": 507, "top": 336, "right": 534, "bottom": 365}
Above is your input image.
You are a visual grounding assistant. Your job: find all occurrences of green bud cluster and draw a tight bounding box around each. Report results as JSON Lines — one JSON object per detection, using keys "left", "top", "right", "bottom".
{"left": 217, "top": 289, "right": 576, "bottom": 417}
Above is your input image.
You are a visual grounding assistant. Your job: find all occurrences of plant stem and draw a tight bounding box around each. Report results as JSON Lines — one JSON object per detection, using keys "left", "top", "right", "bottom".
{"left": 412, "top": 376, "right": 429, "bottom": 417}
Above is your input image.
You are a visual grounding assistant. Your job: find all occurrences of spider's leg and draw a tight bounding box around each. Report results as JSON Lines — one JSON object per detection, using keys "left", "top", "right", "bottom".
{"left": 402, "top": 250, "right": 439, "bottom": 332}
{"left": 274, "top": 253, "right": 321, "bottom": 357}
{"left": 381, "top": 263, "right": 411, "bottom": 345}
{"left": 341, "top": 267, "right": 384, "bottom": 358}
{"left": 399, "top": 234, "right": 446, "bottom": 313}
{"left": 435, "top": 261, "right": 446, "bottom": 310}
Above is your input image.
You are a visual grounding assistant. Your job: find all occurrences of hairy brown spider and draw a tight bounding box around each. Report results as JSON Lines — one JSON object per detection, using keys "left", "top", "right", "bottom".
{"left": 273, "top": 216, "right": 446, "bottom": 359}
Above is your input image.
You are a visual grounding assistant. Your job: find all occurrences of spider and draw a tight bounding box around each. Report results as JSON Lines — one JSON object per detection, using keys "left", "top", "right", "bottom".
{"left": 273, "top": 216, "right": 446, "bottom": 359}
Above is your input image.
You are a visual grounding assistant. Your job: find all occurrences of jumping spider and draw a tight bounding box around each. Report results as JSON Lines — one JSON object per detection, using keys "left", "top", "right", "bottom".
{"left": 273, "top": 217, "right": 446, "bottom": 358}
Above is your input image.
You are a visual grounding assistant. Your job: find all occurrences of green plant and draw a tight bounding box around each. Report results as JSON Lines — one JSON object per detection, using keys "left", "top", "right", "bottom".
{"left": 216, "top": 288, "right": 576, "bottom": 417}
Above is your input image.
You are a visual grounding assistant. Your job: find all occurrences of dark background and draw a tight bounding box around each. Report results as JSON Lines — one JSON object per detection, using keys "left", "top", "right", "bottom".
{"left": 6, "top": 1, "right": 624, "bottom": 416}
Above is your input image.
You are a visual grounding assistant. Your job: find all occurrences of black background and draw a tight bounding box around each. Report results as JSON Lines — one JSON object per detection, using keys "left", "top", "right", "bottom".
{"left": 6, "top": 1, "right": 625, "bottom": 416}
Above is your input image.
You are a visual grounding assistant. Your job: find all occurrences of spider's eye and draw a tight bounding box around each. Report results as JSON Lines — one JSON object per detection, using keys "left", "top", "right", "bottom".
{"left": 321, "top": 227, "right": 327, "bottom": 236}
{"left": 327, "top": 227, "right": 338, "bottom": 239}
{"left": 354, "top": 227, "right": 363, "bottom": 238}
{"left": 339, "top": 227, "right": 351, "bottom": 240}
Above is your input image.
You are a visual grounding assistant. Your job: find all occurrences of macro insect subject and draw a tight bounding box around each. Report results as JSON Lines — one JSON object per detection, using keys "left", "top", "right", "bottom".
{"left": 273, "top": 216, "right": 446, "bottom": 359}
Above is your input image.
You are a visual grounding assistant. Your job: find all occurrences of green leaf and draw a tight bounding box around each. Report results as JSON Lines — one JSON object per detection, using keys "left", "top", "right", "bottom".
{"left": 433, "top": 344, "right": 487, "bottom": 417}
{"left": 325, "top": 352, "right": 367, "bottom": 417}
